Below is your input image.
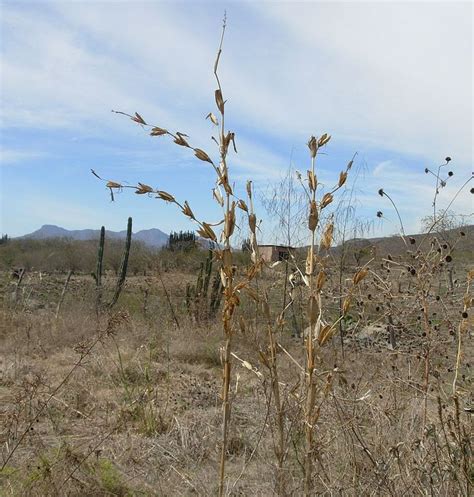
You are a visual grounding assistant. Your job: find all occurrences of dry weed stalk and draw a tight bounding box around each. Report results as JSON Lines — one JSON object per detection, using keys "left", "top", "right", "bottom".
{"left": 296, "top": 138, "right": 368, "bottom": 495}
{"left": 378, "top": 160, "right": 473, "bottom": 434}
{"left": 93, "top": 17, "right": 267, "bottom": 494}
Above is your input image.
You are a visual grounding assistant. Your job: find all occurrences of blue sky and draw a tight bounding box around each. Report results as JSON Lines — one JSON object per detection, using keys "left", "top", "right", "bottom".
{"left": 1, "top": 0, "right": 472, "bottom": 244}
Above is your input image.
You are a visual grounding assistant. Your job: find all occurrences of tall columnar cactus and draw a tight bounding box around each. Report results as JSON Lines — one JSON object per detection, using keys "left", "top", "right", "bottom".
{"left": 94, "top": 226, "right": 105, "bottom": 312}
{"left": 186, "top": 250, "right": 222, "bottom": 321}
{"left": 109, "top": 217, "right": 132, "bottom": 308}
{"left": 92, "top": 219, "right": 133, "bottom": 311}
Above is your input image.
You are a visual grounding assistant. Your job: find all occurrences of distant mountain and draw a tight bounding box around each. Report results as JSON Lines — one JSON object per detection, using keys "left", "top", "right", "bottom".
{"left": 18, "top": 224, "right": 169, "bottom": 248}
{"left": 338, "top": 224, "right": 474, "bottom": 259}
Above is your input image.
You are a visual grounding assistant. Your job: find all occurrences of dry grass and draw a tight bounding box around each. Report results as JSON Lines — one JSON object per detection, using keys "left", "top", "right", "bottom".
{"left": 0, "top": 258, "right": 472, "bottom": 496}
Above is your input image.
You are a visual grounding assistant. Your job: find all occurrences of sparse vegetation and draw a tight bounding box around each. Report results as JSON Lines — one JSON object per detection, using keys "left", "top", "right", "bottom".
{"left": 1, "top": 17, "right": 472, "bottom": 497}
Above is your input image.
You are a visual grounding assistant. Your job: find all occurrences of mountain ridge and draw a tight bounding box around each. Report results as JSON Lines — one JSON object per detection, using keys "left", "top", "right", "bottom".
{"left": 18, "top": 224, "right": 169, "bottom": 248}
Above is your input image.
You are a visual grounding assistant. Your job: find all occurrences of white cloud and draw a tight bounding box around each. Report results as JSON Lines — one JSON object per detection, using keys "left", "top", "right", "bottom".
{"left": 0, "top": 147, "right": 45, "bottom": 165}
{"left": 373, "top": 160, "right": 392, "bottom": 177}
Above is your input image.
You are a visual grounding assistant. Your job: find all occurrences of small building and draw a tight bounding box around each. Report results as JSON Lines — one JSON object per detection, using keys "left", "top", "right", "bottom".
{"left": 258, "top": 245, "right": 295, "bottom": 263}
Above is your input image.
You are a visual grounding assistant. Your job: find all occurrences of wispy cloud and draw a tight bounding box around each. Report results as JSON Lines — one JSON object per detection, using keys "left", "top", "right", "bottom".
{"left": 0, "top": 147, "right": 46, "bottom": 165}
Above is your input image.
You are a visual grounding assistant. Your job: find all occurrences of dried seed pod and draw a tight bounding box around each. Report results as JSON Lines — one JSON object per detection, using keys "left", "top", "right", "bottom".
{"left": 194, "top": 148, "right": 213, "bottom": 163}
{"left": 222, "top": 248, "right": 232, "bottom": 268}
{"left": 106, "top": 181, "right": 122, "bottom": 189}
{"left": 198, "top": 223, "right": 217, "bottom": 242}
{"left": 215, "top": 89, "right": 225, "bottom": 114}
{"left": 308, "top": 200, "right": 318, "bottom": 231}
{"left": 156, "top": 191, "right": 175, "bottom": 202}
{"left": 213, "top": 188, "right": 224, "bottom": 207}
{"left": 318, "top": 133, "right": 331, "bottom": 147}
{"left": 132, "top": 112, "right": 147, "bottom": 125}
{"left": 174, "top": 133, "right": 190, "bottom": 147}
{"left": 248, "top": 213, "right": 257, "bottom": 234}
{"left": 135, "top": 182, "right": 154, "bottom": 194}
{"left": 237, "top": 199, "right": 248, "bottom": 212}
{"left": 316, "top": 271, "right": 326, "bottom": 292}
{"left": 342, "top": 297, "right": 351, "bottom": 314}
{"left": 246, "top": 180, "right": 253, "bottom": 199}
{"left": 318, "top": 324, "right": 333, "bottom": 346}
{"left": 308, "top": 136, "right": 318, "bottom": 158}
{"left": 205, "top": 112, "right": 219, "bottom": 126}
{"left": 150, "top": 126, "right": 167, "bottom": 136}
{"left": 224, "top": 202, "right": 236, "bottom": 238}
{"left": 321, "top": 223, "right": 334, "bottom": 250}
{"left": 182, "top": 201, "right": 195, "bottom": 219}
{"left": 338, "top": 171, "right": 347, "bottom": 187}
{"left": 308, "top": 170, "right": 317, "bottom": 192}
{"left": 320, "top": 193, "right": 333, "bottom": 209}
{"left": 353, "top": 269, "right": 368, "bottom": 285}
{"left": 308, "top": 295, "right": 318, "bottom": 327}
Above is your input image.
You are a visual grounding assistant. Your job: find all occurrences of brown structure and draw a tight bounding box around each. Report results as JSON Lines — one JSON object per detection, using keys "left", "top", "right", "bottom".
{"left": 258, "top": 245, "right": 295, "bottom": 263}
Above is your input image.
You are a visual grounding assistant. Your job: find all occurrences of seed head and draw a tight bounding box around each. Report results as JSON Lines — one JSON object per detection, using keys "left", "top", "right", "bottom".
{"left": 377, "top": 211, "right": 383, "bottom": 218}
{"left": 378, "top": 188, "right": 384, "bottom": 197}
{"left": 445, "top": 157, "right": 451, "bottom": 162}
